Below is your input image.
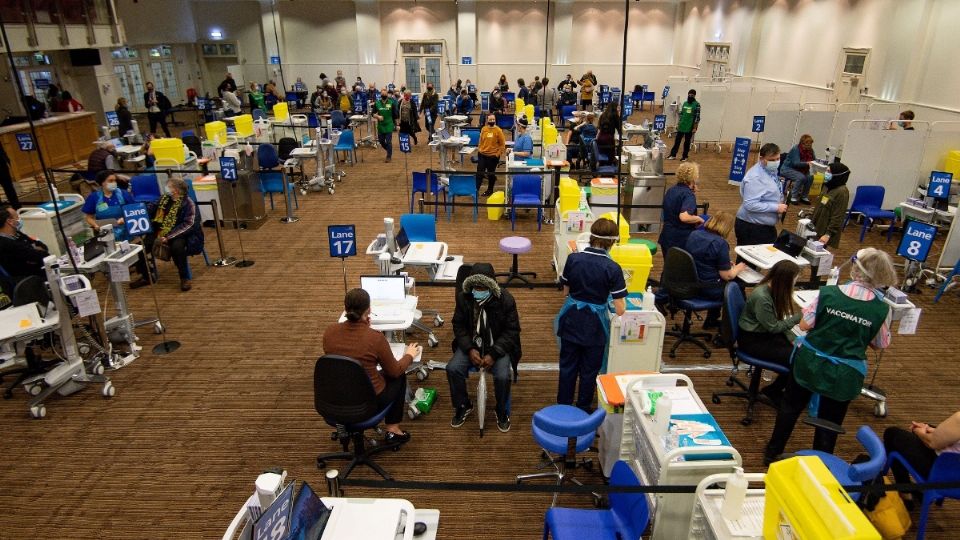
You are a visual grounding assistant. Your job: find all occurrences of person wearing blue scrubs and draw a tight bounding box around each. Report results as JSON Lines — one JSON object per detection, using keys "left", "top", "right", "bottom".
{"left": 658, "top": 162, "right": 704, "bottom": 257}
{"left": 512, "top": 117, "right": 533, "bottom": 159}
{"left": 557, "top": 218, "right": 627, "bottom": 411}
{"left": 684, "top": 211, "right": 746, "bottom": 328}
{"left": 82, "top": 170, "right": 151, "bottom": 287}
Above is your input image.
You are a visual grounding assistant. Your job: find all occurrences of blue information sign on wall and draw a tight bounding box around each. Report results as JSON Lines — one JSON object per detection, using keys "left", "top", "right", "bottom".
{"left": 122, "top": 203, "right": 152, "bottom": 238}
{"left": 328, "top": 224, "right": 357, "bottom": 258}
{"left": 752, "top": 115, "right": 766, "bottom": 133}
{"left": 653, "top": 115, "right": 666, "bottom": 132}
{"left": 662, "top": 86, "right": 670, "bottom": 99}
{"left": 461, "top": 57, "right": 472, "bottom": 65}
{"left": 219, "top": 156, "right": 238, "bottom": 182}
{"left": 898, "top": 220, "right": 937, "bottom": 262}
{"left": 399, "top": 133, "right": 411, "bottom": 153}
{"left": 729, "top": 137, "right": 752, "bottom": 183}
{"left": 269, "top": 56, "right": 281, "bottom": 65}
{"left": 15, "top": 133, "right": 34, "bottom": 151}
{"left": 927, "top": 171, "right": 953, "bottom": 199}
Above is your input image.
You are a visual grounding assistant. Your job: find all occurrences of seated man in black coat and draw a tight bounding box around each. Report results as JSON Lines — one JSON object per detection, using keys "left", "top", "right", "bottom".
{"left": 446, "top": 263, "right": 521, "bottom": 433}
{"left": 0, "top": 203, "right": 49, "bottom": 294}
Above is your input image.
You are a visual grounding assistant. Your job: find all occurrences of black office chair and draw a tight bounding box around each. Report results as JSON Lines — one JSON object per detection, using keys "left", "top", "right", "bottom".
{"left": 277, "top": 136, "right": 302, "bottom": 185}
{"left": 314, "top": 355, "right": 402, "bottom": 480}
{"left": 181, "top": 135, "right": 202, "bottom": 159}
{"left": 661, "top": 247, "right": 722, "bottom": 359}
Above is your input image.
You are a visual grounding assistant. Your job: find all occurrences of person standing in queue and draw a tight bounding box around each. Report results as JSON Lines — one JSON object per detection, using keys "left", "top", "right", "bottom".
{"left": 421, "top": 84, "right": 439, "bottom": 136}
{"left": 735, "top": 143, "right": 787, "bottom": 247}
{"left": 658, "top": 162, "right": 704, "bottom": 257}
{"left": 810, "top": 162, "right": 851, "bottom": 249}
{"left": 764, "top": 247, "right": 897, "bottom": 464}
{"left": 476, "top": 113, "right": 506, "bottom": 197}
{"left": 373, "top": 89, "right": 395, "bottom": 163}
{"left": 556, "top": 218, "right": 628, "bottom": 412}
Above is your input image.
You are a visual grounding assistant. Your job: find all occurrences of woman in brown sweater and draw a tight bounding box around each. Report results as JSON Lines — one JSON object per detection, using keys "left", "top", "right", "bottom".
{"left": 322, "top": 288, "right": 421, "bottom": 443}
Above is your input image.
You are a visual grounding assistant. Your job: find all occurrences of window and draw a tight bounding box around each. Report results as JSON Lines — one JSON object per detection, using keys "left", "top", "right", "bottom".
{"left": 842, "top": 49, "right": 869, "bottom": 76}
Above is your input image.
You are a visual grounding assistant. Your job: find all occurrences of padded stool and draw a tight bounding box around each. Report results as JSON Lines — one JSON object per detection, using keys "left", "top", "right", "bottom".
{"left": 496, "top": 236, "right": 536, "bottom": 287}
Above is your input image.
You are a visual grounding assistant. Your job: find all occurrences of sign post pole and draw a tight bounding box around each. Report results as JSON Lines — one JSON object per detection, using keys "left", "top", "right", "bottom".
{"left": 328, "top": 224, "right": 357, "bottom": 295}
{"left": 123, "top": 203, "right": 180, "bottom": 355}
{"left": 220, "top": 156, "right": 254, "bottom": 268}
{"left": 399, "top": 133, "right": 411, "bottom": 194}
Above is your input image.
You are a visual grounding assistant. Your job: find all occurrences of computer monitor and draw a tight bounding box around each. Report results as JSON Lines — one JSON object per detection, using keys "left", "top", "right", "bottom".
{"left": 360, "top": 276, "right": 406, "bottom": 303}
{"left": 438, "top": 127, "right": 451, "bottom": 141}
{"left": 394, "top": 226, "right": 410, "bottom": 254}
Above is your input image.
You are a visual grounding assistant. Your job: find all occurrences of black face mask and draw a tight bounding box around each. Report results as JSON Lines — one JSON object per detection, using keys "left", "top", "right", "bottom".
{"left": 427, "top": 87, "right": 433, "bottom": 92}
{"left": 381, "top": 95, "right": 388, "bottom": 100}
{"left": 687, "top": 95, "right": 695, "bottom": 103}
{"left": 487, "top": 121, "right": 495, "bottom": 127}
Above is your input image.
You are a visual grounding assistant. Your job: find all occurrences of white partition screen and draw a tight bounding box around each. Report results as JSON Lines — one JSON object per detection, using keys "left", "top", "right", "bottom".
{"left": 841, "top": 121, "right": 927, "bottom": 209}
{"left": 796, "top": 104, "right": 836, "bottom": 157}
{"left": 922, "top": 122, "right": 960, "bottom": 269}
{"left": 721, "top": 85, "right": 753, "bottom": 146}
{"left": 665, "top": 76, "right": 692, "bottom": 131}
{"left": 696, "top": 84, "right": 726, "bottom": 145}
{"left": 829, "top": 103, "right": 868, "bottom": 155}
{"left": 762, "top": 103, "right": 800, "bottom": 153}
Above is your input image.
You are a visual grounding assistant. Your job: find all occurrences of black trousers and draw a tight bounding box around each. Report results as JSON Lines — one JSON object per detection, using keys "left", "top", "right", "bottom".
{"left": 425, "top": 112, "right": 437, "bottom": 134}
{"left": 738, "top": 329, "right": 793, "bottom": 391}
{"left": 765, "top": 373, "right": 851, "bottom": 458}
{"left": 147, "top": 112, "right": 171, "bottom": 137}
{"left": 476, "top": 153, "right": 499, "bottom": 192}
{"left": 144, "top": 233, "right": 190, "bottom": 280}
{"left": 376, "top": 374, "right": 407, "bottom": 425}
{"left": 735, "top": 218, "right": 778, "bottom": 247}
{"left": 670, "top": 130, "right": 694, "bottom": 159}
{"left": 557, "top": 339, "right": 604, "bottom": 412}
{"left": 0, "top": 161, "right": 20, "bottom": 209}
{"left": 884, "top": 427, "right": 938, "bottom": 487}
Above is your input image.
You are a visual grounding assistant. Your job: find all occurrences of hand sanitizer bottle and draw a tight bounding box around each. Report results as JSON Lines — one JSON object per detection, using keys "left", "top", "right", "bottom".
{"left": 643, "top": 286, "right": 656, "bottom": 310}
{"left": 652, "top": 394, "right": 672, "bottom": 438}
{"left": 721, "top": 467, "right": 748, "bottom": 521}
{"left": 827, "top": 266, "right": 840, "bottom": 286}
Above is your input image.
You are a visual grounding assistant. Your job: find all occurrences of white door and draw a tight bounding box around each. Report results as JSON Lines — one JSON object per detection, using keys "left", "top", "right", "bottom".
{"left": 401, "top": 42, "right": 443, "bottom": 94}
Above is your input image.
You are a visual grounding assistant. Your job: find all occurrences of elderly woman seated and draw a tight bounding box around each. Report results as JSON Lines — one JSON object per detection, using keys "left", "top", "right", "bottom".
{"left": 143, "top": 176, "right": 204, "bottom": 292}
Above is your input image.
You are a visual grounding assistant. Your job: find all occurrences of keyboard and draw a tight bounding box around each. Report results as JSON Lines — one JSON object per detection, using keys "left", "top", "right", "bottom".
{"left": 737, "top": 266, "right": 764, "bottom": 284}
{"left": 370, "top": 307, "right": 408, "bottom": 324}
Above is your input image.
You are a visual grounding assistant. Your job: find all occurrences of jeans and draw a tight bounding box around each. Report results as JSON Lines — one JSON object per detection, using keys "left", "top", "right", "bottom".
{"left": 475, "top": 153, "right": 499, "bottom": 193}
{"left": 670, "top": 130, "right": 694, "bottom": 159}
{"left": 376, "top": 374, "right": 408, "bottom": 425}
{"left": 378, "top": 131, "right": 393, "bottom": 159}
{"left": 557, "top": 338, "right": 605, "bottom": 411}
{"left": 446, "top": 348, "right": 512, "bottom": 418}
{"left": 783, "top": 168, "right": 812, "bottom": 200}
{"left": 765, "top": 372, "right": 852, "bottom": 458}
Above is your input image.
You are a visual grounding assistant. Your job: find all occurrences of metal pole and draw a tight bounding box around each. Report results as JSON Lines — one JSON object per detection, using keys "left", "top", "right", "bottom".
{"left": 341, "top": 257, "right": 348, "bottom": 294}
{"left": 279, "top": 168, "right": 299, "bottom": 223}
{"left": 145, "top": 244, "right": 181, "bottom": 355}
{"left": 325, "top": 469, "right": 342, "bottom": 497}
{"left": 209, "top": 200, "right": 237, "bottom": 266}
{"left": 617, "top": 0, "right": 630, "bottom": 221}
{"left": 229, "top": 183, "right": 255, "bottom": 267}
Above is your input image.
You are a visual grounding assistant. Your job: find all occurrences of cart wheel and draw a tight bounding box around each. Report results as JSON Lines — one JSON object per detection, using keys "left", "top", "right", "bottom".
{"left": 874, "top": 401, "right": 887, "bottom": 418}
{"left": 593, "top": 495, "right": 604, "bottom": 508}
{"left": 30, "top": 405, "right": 46, "bottom": 419}
{"left": 428, "top": 335, "right": 439, "bottom": 348}
{"left": 434, "top": 315, "right": 444, "bottom": 327}
{"left": 703, "top": 351, "right": 712, "bottom": 359}
{"left": 102, "top": 382, "right": 115, "bottom": 397}
{"left": 93, "top": 363, "right": 105, "bottom": 375}
{"left": 669, "top": 351, "right": 677, "bottom": 358}
{"left": 154, "top": 322, "right": 164, "bottom": 334}
{"left": 300, "top": 189, "right": 307, "bottom": 196}
{"left": 328, "top": 188, "right": 335, "bottom": 195}
{"left": 27, "top": 383, "right": 42, "bottom": 396}
{"left": 416, "top": 368, "right": 428, "bottom": 381}
{"left": 740, "top": 417, "right": 753, "bottom": 427}
{"left": 712, "top": 394, "right": 721, "bottom": 404}
{"left": 316, "top": 458, "right": 326, "bottom": 469}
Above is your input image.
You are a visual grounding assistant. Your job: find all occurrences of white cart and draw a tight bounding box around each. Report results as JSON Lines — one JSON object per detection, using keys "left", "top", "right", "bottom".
{"left": 689, "top": 473, "right": 766, "bottom": 540}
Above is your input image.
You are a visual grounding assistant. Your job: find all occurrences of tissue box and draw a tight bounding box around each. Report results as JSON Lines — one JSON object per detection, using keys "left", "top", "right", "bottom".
{"left": 885, "top": 287, "right": 909, "bottom": 305}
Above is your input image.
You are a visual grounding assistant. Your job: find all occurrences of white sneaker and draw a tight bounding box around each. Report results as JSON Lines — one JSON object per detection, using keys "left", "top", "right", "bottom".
{"left": 667, "top": 156, "right": 676, "bottom": 160}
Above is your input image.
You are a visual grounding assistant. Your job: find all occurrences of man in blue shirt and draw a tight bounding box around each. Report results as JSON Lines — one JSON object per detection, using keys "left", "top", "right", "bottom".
{"left": 735, "top": 143, "right": 787, "bottom": 247}
{"left": 456, "top": 90, "right": 474, "bottom": 124}
{"left": 512, "top": 117, "right": 533, "bottom": 158}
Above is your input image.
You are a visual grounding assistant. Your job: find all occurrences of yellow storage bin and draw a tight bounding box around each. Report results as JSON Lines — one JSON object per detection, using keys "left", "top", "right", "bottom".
{"left": 487, "top": 191, "right": 505, "bottom": 220}
{"left": 542, "top": 122, "right": 558, "bottom": 146}
{"left": 273, "top": 101, "right": 289, "bottom": 121}
{"left": 233, "top": 114, "right": 254, "bottom": 138}
{"left": 764, "top": 456, "right": 880, "bottom": 540}
{"left": 609, "top": 243, "right": 652, "bottom": 292}
{"left": 204, "top": 121, "right": 227, "bottom": 145}
{"left": 591, "top": 177, "right": 620, "bottom": 208}
{"left": 943, "top": 150, "right": 960, "bottom": 178}
{"left": 597, "top": 211, "right": 630, "bottom": 244}
{"left": 151, "top": 137, "right": 186, "bottom": 164}
{"left": 515, "top": 97, "right": 525, "bottom": 117}
{"left": 524, "top": 104, "right": 535, "bottom": 124}
{"left": 558, "top": 177, "right": 581, "bottom": 217}
{"left": 809, "top": 172, "right": 825, "bottom": 198}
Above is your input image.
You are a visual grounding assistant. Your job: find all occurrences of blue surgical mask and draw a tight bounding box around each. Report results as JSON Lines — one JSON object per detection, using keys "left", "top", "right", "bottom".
{"left": 472, "top": 290, "right": 491, "bottom": 302}
{"left": 164, "top": 185, "right": 173, "bottom": 195}
{"left": 824, "top": 172, "right": 833, "bottom": 181}
{"left": 104, "top": 182, "right": 117, "bottom": 192}
{"left": 14, "top": 219, "right": 23, "bottom": 231}
{"left": 764, "top": 160, "right": 780, "bottom": 173}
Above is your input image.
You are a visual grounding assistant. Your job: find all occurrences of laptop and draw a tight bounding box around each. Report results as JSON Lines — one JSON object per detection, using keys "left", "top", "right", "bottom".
{"left": 360, "top": 275, "right": 408, "bottom": 324}
{"left": 438, "top": 127, "right": 451, "bottom": 141}
{"left": 394, "top": 226, "right": 411, "bottom": 256}
{"left": 772, "top": 230, "right": 805, "bottom": 258}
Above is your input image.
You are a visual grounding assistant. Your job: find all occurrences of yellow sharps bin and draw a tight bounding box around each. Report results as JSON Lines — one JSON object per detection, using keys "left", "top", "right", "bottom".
{"left": 764, "top": 456, "right": 880, "bottom": 540}
{"left": 204, "top": 121, "right": 227, "bottom": 145}
{"left": 597, "top": 211, "right": 630, "bottom": 244}
{"left": 272, "top": 101, "right": 289, "bottom": 121}
{"left": 233, "top": 114, "right": 254, "bottom": 138}
{"left": 558, "top": 177, "right": 580, "bottom": 217}
{"left": 609, "top": 243, "right": 652, "bottom": 292}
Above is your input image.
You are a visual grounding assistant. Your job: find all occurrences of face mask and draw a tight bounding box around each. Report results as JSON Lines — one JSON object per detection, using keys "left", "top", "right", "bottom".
{"left": 380, "top": 95, "right": 387, "bottom": 100}
{"left": 164, "top": 185, "right": 174, "bottom": 195}
{"left": 12, "top": 219, "right": 23, "bottom": 231}
{"left": 687, "top": 95, "right": 695, "bottom": 103}
{"left": 427, "top": 87, "right": 433, "bottom": 92}
{"left": 487, "top": 121, "right": 495, "bottom": 127}
{"left": 104, "top": 182, "right": 117, "bottom": 192}
{"left": 824, "top": 172, "right": 833, "bottom": 181}
{"left": 764, "top": 160, "right": 780, "bottom": 173}
{"left": 472, "top": 290, "right": 491, "bottom": 302}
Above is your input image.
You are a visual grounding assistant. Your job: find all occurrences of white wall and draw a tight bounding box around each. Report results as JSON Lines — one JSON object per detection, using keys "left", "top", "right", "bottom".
{"left": 116, "top": 0, "right": 197, "bottom": 45}
{"left": 190, "top": 1, "right": 267, "bottom": 90}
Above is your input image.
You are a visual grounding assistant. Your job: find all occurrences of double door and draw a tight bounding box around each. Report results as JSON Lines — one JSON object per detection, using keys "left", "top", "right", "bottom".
{"left": 114, "top": 60, "right": 179, "bottom": 112}
{"left": 403, "top": 57, "right": 441, "bottom": 94}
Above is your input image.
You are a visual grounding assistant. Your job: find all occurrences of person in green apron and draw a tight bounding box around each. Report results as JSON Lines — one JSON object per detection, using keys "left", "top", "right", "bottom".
{"left": 248, "top": 82, "right": 266, "bottom": 112}
{"left": 556, "top": 218, "right": 628, "bottom": 412}
{"left": 764, "top": 248, "right": 898, "bottom": 463}
{"left": 668, "top": 89, "right": 701, "bottom": 161}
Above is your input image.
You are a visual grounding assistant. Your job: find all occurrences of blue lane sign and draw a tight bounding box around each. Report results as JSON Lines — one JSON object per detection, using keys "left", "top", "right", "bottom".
{"left": 729, "top": 137, "right": 752, "bottom": 183}
{"left": 662, "top": 86, "right": 670, "bottom": 99}
{"left": 468, "top": 84, "right": 476, "bottom": 94}
{"left": 398, "top": 133, "right": 411, "bottom": 153}
{"left": 269, "top": 56, "right": 281, "bottom": 65}
{"left": 328, "top": 225, "right": 356, "bottom": 258}
{"left": 897, "top": 220, "right": 937, "bottom": 262}
{"left": 653, "top": 115, "right": 666, "bottom": 132}
{"left": 219, "top": 156, "right": 238, "bottom": 182}
{"left": 197, "top": 97, "right": 208, "bottom": 110}
{"left": 623, "top": 101, "right": 633, "bottom": 118}
{"left": 600, "top": 91, "right": 611, "bottom": 105}
{"left": 481, "top": 92, "right": 490, "bottom": 111}
{"left": 411, "top": 94, "right": 419, "bottom": 109}
{"left": 353, "top": 95, "right": 365, "bottom": 113}
{"left": 927, "top": 171, "right": 953, "bottom": 199}
{"left": 752, "top": 115, "right": 766, "bottom": 133}
{"left": 105, "top": 111, "right": 119, "bottom": 127}
{"left": 437, "top": 100, "right": 447, "bottom": 115}
{"left": 252, "top": 482, "right": 294, "bottom": 540}
{"left": 122, "top": 203, "right": 152, "bottom": 238}
{"left": 15, "top": 133, "right": 34, "bottom": 151}
{"left": 461, "top": 56, "right": 472, "bottom": 65}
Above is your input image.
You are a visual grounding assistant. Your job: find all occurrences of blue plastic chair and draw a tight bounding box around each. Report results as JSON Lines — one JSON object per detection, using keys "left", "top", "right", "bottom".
{"left": 447, "top": 175, "right": 478, "bottom": 222}
{"left": 543, "top": 461, "right": 650, "bottom": 540}
{"left": 131, "top": 174, "right": 161, "bottom": 203}
{"left": 252, "top": 109, "right": 266, "bottom": 121}
{"left": 516, "top": 404, "right": 607, "bottom": 507}
{"left": 496, "top": 113, "right": 515, "bottom": 135}
{"left": 884, "top": 451, "right": 960, "bottom": 539}
{"left": 461, "top": 128, "right": 482, "bottom": 165}
{"left": 843, "top": 185, "right": 896, "bottom": 242}
{"left": 307, "top": 112, "right": 320, "bottom": 128}
{"left": 712, "top": 282, "right": 792, "bottom": 425}
{"left": 590, "top": 140, "right": 618, "bottom": 175}
{"left": 511, "top": 174, "right": 543, "bottom": 231}
{"left": 399, "top": 213, "right": 437, "bottom": 242}
{"left": 259, "top": 171, "right": 298, "bottom": 211}
{"left": 630, "top": 90, "right": 643, "bottom": 107}
{"left": 257, "top": 143, "right": 281, "bottom": 170}
{"left": 330, "top": 110, "right": 347, "bottom": 129}
{"left": 410, "top": 172, "right": 446, "bottom": 215}
{"left": 502, "top": 92, "right": 515, "bottom": 105}
{"left": 934, "top": 258, "right": 960, "bottom": 303}
{"left": 333, "top": 129, "right": 357, "bottom": 165}
{"left": 559, "top": 105, "right": 576, "bottom": 123}
{"left": 796, "top": 426, "right": 885, "bottom": 502}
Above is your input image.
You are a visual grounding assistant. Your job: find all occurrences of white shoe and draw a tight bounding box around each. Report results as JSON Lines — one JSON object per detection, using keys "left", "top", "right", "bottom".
{"left": 667, "top": 156, "right": 676, "bottom": 160}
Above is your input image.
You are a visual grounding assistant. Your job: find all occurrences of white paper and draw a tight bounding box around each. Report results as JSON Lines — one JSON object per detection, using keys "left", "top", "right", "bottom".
{"left": 816, "top": 251, "right": 834, "bottom": 276}
{"left": 566, "top": 211, "right": 587, "bottom": 232}
{"left": 108, "top": 262, "right": 130, "bottom": 282}
{"left": 897, "top": 307, "right": 921, "bottom": 335}
{"left": 73, "top": 290, "right": 101, "bottom": 317}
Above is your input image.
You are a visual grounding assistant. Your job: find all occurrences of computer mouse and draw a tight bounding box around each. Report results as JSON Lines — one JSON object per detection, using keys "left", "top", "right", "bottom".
{"left": 444, "top": 256, "right": 455, "bottom": 262}
{"left": 413, "top": 522, "right": 427, "bottom": 536}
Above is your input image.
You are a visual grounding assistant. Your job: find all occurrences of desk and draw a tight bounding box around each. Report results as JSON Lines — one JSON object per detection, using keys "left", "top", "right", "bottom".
{"left": 735, "top": 244, "right": 809, "bottom": 270}
{"left": 436, "top": 136, "right": 469, "bottom": 172}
